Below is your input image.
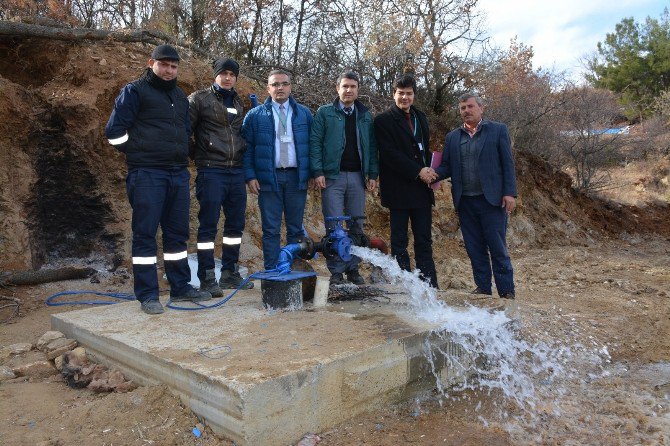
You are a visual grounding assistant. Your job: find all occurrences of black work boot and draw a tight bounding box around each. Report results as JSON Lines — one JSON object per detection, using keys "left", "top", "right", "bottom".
{"left": 329, "top": 272, "right": 347, "bottom": 286}
{"left": 219, "top": 264, "right": 254, "bottom": 289}
{"left": 420, "top": 271, "right": 439, "bottom": 289}
{"left": 140, "top": 300, "right": 164, "bottom": 314}
{"left": 171, "top": 287, "right": 212, "bottom": 302}
{"left": 471, "top": 287, "right": 492, "bottom": 296}
{"left": 346, "top": 270, "right": 365, "bottom": 285}
{"left": 200, "top": 269, "right": 224, "bottom": 298}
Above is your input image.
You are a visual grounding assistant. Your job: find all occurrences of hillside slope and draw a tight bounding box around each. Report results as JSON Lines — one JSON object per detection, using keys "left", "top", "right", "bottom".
{"left": 0, "top": 34, "right": 667, "bottom": 275}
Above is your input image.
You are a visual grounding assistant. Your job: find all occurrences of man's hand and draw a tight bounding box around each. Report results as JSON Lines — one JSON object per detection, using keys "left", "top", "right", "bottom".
{"left": 247, "top": 179, "right": 260, "bottom": 195}
{"left": 501, "top": 195, "right": 516, "bottom": 214}
{"left": 367, "top": 179, "right": 377, "bottom": 192}
{"left": 419, "top": 167, "right": 437, "bottom": 184}
{"left": 314, "top": 175, "right": 326, "bottom": 189}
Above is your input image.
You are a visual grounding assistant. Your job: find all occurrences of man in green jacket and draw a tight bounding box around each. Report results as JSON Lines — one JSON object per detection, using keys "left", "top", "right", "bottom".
{"left": 310, "top": 71, "right": 379, "bottom": 285}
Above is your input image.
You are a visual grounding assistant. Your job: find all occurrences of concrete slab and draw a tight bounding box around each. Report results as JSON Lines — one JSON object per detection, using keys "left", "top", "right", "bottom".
{"left": 51, "top": 284, "right": 473, "bottom": 446}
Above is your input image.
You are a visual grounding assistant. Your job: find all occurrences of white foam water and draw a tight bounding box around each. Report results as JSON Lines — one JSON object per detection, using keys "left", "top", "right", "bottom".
{"left": 185, "top": 254, "right": 248, "bottom": 287}
{"left": 351, "top": 246, "right": 610, "bottom": 423}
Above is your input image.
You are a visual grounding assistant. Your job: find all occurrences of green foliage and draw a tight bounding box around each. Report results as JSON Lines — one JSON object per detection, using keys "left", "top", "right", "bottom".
{"left": 588, "top": 8, "right": 670, "bottom": 120}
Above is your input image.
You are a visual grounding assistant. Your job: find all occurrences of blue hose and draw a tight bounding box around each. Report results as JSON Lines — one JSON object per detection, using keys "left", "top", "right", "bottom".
{"left": 46, "top": 290, "right": 135, "bottom": 306}
{"left": 45, "top": 265, "right": 295, "bottom": 311}
{"left": 166, "top": 265, "right": 293, "bottom": 311}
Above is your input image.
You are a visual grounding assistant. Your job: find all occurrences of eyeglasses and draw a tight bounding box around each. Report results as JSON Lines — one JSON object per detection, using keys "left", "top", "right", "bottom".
{"left": 269, "top": 82, "right": 291, "bottom": 88}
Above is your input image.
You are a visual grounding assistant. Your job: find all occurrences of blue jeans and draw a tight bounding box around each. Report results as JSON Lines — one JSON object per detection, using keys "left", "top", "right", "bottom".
{"left": 126, "top": 167, "right": 194, "bottom": 302}
{"left": 258, "top": 169, "right": 307, "bottom": 269}
{"left": 458, "top": 195, "right": 514, "bottom": 295}
{"left": 195, "top": 168, "right": 247, "bottom": 278}
{"left": 321, "top": 172, "right": 366, "bottom": 274}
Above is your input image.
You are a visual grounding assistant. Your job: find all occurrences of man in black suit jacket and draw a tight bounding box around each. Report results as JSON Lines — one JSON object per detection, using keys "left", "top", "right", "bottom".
{"left": 374, "top": 75, "right": 438, "bottom": 288}
{"left": 434, "top": 93, "right": 517, "bottom": 299}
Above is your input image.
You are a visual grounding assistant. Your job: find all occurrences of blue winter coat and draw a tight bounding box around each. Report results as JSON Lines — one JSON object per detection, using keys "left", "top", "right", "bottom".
{"left": 242, "top": 96, "right": 313, "bottom": 191}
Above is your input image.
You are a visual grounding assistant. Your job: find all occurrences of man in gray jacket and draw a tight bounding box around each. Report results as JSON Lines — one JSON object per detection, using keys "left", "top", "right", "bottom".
{"left": 189, "top": 57, "right": 253, "bottom": 296}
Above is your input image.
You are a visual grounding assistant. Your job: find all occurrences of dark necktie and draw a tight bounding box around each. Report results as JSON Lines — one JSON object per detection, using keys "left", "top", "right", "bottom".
{"left": 344, "top": 106, "right": 353, "bottom": 115}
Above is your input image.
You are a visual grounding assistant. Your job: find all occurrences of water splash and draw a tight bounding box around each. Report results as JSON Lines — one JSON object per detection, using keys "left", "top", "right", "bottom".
{"left": 351, "top": 246, "right": 610, "bottom": 422}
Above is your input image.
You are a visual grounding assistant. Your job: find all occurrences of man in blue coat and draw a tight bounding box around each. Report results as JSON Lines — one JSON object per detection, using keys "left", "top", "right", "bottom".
{"left": 242, "top": 70, "right": 313, "bottom": 270}
{"left": 434, "top": 93, "right": 517, "bottom": 298}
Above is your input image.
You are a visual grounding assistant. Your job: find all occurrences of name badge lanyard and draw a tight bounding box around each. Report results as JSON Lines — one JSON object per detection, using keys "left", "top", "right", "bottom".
{"left": 411, "top": 114, "right": 426, "bottom": 166}
{"left": 276, "top": 105, "right": 289, "bottom": 139}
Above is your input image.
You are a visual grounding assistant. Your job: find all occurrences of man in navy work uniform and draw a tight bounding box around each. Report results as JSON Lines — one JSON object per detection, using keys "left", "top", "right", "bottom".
{"left": 105, "top": 44, "right": 211, "bottom": 314}
{"left": 310, "top": 71, "right": 378, "bottom": 285}
{"left": 188, "top": 57, "right": 253, "bottom": 296}
{"left": 434, "top": 93, "right": 517, "bottom": 299}
{"left": 242, "top": 70, "right": 313, "bottom": 270}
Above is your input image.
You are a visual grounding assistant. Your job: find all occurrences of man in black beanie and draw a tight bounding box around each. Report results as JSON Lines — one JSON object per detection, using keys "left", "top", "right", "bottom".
{"left": 105, "top": 44, "right": 212, "bottom": 314}
{"left": 188, "top": 57, "right": 253, "bottom": 296}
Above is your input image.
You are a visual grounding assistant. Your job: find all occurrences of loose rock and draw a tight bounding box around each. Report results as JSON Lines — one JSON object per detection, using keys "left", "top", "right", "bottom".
{"left": 12, "top": 360, "right": 56, "bottom": 379}
{"left": 0, "top": 365, "right": 16, "bottom": 381}
{"left": 54, "top": 355, "right": 64, "bottom": 371}
{"left": 36, "top": 331, "right": 65, "bottom": 350}
{"left": 7, "top": 342, "right": 33, "bottom": 355}
{"left": 44, "top": 338, "right": 77, "bottom": 360}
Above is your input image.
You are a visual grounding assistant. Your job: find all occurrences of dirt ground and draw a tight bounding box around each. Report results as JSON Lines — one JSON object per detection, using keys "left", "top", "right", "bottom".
{"left": 1, "top": 236, "right": 668, "bottom": 446}
{"left": 0, "top": 33, "right": 669, "bottom": 446}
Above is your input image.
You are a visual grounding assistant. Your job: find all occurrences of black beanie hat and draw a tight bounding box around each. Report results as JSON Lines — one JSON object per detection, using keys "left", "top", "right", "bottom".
{"left": 151, "top": 44, "right": 180, "bottom": 61}
{"left": 212, "top": 57, "right": 240, "bottom": 78}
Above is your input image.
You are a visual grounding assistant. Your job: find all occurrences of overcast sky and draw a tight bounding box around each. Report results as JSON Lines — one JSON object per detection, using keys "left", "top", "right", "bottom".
{"left": 478, "top": 0, "right": 667, "bottom": 80}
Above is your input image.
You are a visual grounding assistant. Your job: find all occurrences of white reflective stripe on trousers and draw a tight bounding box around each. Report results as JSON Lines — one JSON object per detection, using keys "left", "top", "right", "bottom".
{"left": 132, "top": 256, "right": 157, "bottom": 265}
{"left": 108, "top": 133, "right": 129, "bottom": 145}
{"left": 197, "top": 242, "right": 215, "bottom": 250}
{"left": 163, "top": 251, "right": 188, "bottom": 261}
{"left": 222, "top": 237, "right": 242, "bottom": 245}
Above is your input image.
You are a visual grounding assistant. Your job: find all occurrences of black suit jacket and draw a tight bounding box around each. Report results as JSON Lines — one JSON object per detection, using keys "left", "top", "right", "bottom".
{"left": 374, "top": 105, "right": 434, "bottom": 209}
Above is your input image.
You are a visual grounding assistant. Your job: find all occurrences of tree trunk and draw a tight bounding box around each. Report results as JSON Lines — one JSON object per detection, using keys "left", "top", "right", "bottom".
{"left": 0, "top": 21, "right": 210, "bottom": 58}
{"left": 293, "top": 0, "right": 307, "bottom": 69}
{"left": 1, "top": 267, "right": 97, "bottom": 286}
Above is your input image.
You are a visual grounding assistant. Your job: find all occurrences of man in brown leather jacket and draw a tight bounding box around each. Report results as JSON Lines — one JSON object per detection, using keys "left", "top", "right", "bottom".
{"left": 188, "top": 57, "right": 253, "bottom": 296}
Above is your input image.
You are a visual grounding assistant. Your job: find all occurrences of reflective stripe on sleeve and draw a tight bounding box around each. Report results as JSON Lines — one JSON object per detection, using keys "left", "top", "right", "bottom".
{"left": 132, "top": 256, "right": 157, "bottom": 265}
{"left": 222, "top": 237, "right": 242, "bottom": 245}
{"left": 197, "top": 242, "right": 215, "bottom": 250}
{"left": 108, "top": 133, "right": 129, "bottom": 145}
{"left": 163, "top": 251, "right": 188, "bottom": 261}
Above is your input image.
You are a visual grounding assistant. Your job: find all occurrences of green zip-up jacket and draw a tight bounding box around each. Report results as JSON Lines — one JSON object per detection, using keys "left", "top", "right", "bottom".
{"left": 309, "top": 98, "right": 379, "bottom": 180}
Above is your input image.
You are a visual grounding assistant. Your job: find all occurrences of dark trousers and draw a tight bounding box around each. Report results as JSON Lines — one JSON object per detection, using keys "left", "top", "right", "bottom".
{"left": 389, "top": 206, "right": 438, "bottom": 287}
{"left": 458, "top": 195, "right": 514, "bottom": 295}
{"left": 126, "top": 168, "right": 193, "bottom": 302}
{"left": 195, "top": 169, "right": 247, "bottom": 279}
{"left": 258, "top": 169, "right": 307, "bottom": 270}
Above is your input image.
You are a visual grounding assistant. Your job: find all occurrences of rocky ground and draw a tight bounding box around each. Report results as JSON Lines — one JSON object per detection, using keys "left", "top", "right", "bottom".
{"left": 1, "top": 236, "right": 668, "bottom": 446}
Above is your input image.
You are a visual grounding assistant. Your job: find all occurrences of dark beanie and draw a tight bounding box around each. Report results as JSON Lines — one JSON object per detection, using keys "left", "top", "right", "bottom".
{"left": 151, "top": 44, "right": 180, "bottom": 61}
{"left": 212, "top": 57, "right": 240, "bottom": 78}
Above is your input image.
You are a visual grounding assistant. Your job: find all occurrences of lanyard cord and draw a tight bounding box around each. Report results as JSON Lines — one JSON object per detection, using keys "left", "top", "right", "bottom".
{"left": 274, "top": 104, "right": 289, "bottom": 134}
